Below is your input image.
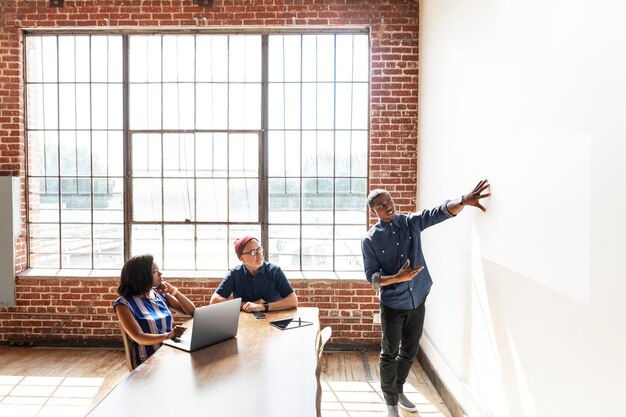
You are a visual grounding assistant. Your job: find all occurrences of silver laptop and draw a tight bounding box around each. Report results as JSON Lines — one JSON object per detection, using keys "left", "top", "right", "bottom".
{"left": 163, "top": 298, "right": 241, "bottom": 352}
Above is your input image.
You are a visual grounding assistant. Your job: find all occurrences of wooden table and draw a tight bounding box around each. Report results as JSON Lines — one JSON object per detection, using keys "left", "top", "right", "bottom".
{"left": 88, "top": 307, "right": 320, "bottom": 417}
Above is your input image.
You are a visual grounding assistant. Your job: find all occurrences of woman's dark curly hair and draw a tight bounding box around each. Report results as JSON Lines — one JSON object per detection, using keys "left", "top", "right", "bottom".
{"left": 118, "top": 254, "right": 154, "bottom": 297}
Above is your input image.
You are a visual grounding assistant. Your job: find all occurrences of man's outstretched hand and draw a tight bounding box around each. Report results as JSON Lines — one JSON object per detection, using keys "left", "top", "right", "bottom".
{"left": 461, "top": 179, "right": 491, "bottom": 212}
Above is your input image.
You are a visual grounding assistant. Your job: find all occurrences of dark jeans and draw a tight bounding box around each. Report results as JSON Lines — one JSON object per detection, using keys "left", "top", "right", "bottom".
{"left": 379, "top": 301, "right": 426, "bottom": 405}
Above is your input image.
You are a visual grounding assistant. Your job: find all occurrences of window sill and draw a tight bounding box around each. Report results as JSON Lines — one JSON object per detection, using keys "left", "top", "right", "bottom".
{"left": 284, "top": 270, "right": 364, "bottom": 281}
{"left": 18, "top": 269, "right": 121, "bottom": 279}
{"left": 18, "top": 268, "right": 364, "bottom": 281}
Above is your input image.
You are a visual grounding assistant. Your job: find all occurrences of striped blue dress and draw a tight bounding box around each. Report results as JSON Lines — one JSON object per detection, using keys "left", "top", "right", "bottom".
{"left": 113, "top": 291, "right": 173, "bottom": 368}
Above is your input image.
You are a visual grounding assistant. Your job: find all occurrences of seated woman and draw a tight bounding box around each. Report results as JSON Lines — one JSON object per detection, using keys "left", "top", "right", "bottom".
{"left": 210, "top": 236, "right": 298, "bottom": 313}
{"left": 114, "top": 254, "right": 196, "bottom": 368}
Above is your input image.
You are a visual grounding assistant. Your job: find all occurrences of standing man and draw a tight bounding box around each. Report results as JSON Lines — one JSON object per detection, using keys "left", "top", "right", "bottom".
{"left": 361, "top": 180, "right": 490, "bottom": 417}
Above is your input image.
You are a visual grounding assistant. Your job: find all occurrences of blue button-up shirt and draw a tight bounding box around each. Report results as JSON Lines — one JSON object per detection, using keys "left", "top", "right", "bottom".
{"left": 215, "top": 261, "right": 294, "bottom": 303}
{"left": 361, "top": 201, "right": 454, "bottom": 309}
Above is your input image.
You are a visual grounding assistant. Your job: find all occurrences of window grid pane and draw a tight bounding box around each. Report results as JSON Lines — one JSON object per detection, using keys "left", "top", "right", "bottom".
{"left": 26, "top": 35, "right": 124, "bottom": 270}
{"left": 268, "top": 34, "right": 368, "bottom": 272}
{"left": 26, "top": 32, "right": 369, "bottom": 273}
{"left": 130, "top": 130, "right": 261, "bottom": 269}
{"left": 128, "top": 33, "right": 264, "bottom": 269}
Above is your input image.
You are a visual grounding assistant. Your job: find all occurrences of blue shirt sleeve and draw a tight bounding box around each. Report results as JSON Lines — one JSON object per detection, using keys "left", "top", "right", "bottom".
{"left": 270, "top": 265, "right": 294, "bottom": 298}
{"left": 408, "top": 200, "right": 454, "bottom": 231}
{"left": 215, "top": 270, "right": 235, "bottom": 299}
{"left": 362, "top": 236, "right": 382, "bottom": 288}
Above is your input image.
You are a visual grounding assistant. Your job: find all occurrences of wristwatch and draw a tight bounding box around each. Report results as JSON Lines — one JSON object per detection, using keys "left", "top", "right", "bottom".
{"left": 263, "top": 302, "right": 269, "bottom": 312}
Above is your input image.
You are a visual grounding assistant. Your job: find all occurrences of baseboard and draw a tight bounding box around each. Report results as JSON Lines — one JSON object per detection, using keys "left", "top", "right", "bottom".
{"left": 417, "top": 350, "right": 466, "bottom": 417}
{"left": 325, "top": 343, "right": 379, "bottom": 352}
{"left": 0, "top": 339, "right": 123, "bottom": 348}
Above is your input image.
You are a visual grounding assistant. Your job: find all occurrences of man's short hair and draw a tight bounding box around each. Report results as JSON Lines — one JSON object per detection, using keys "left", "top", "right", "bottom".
{"left": 366, "top": 189, "right": 389, "bottom": 208}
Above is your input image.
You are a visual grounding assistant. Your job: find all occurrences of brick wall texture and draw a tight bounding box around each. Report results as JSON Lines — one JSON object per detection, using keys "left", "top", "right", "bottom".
{"left": 0, "top": 0, "right": 419, "bottom": 347}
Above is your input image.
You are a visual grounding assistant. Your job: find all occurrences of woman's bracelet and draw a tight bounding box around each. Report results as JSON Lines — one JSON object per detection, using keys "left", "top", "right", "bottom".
{"left": 169, "top": 287, "right": 179, "bottom": 297}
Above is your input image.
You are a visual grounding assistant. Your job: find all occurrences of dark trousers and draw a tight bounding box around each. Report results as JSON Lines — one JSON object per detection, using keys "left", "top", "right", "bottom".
{"left": 379, "top": 301, "right": 426, "bottom": 405}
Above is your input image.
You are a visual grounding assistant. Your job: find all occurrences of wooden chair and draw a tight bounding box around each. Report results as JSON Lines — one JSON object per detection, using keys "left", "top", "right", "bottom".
{"left": 317, "top": 326, "right": 332, "bottom": 359}
{"left": 316, "top": 326, "right": 332, "bottom": 417}
{"left": 118, "top": 322, "right": 136, "bottom": 372}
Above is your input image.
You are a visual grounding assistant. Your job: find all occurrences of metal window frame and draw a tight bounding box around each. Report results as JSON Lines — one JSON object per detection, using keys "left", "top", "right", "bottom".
{"left": 265, "top": 33, "right": 369, "bottom": 272}
{"left": 24, "top": 30, "right": 370, "bottom": 272}
{"left": 25, "top": 34, "right": 126, "bottom": 270}
{"left": 125, "top": 33, "right": 265, "bottom": 270}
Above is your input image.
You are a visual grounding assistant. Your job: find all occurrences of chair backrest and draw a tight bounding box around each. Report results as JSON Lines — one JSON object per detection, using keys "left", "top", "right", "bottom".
{"left": 317, "top": 326, "right": 332, "bottom": 360}
{"left": 315, "top": 326, "right": 332, "bottom": 417}
{"left": 118, "top": 322, "right": 135, "bottom": 372}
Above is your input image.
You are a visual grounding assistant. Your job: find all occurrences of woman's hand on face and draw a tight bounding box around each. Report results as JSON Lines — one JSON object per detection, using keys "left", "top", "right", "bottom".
{"left": 156, "top": 281, "right": 173, "bottom": 294}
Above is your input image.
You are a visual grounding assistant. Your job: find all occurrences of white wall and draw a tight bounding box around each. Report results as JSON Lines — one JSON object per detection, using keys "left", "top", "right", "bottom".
{"left": 417, "top": 1, "right": 626, "bottom": 416}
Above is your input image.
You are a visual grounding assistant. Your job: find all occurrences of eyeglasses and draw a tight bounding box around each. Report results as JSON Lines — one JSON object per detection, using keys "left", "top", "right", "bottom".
{"left": 241, "top": 246, "right": 264, "bottom": 256}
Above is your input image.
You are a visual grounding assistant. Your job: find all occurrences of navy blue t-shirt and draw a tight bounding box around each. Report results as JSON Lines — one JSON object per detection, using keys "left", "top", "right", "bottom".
{"left": 215, "top": 262, "right": 294, "bottom": 303}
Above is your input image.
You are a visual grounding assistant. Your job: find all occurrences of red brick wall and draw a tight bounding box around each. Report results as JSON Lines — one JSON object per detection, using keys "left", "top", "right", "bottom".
{"left": 0, "top": 0, "right": 418, "bottom": 347}
{"left": 1, "top": 277, "right": 381, "bottom": 347}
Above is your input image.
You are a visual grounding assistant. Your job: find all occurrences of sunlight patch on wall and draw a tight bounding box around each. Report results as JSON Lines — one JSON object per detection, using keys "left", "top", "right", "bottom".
{"left": 467, "top": 222, "right": 511, "bottom": 417}
{"left": 506, "top": 328, "right": 539, "bottom": 417}
{"left": 478, "top": 133, "right": 591, "bottom": 303}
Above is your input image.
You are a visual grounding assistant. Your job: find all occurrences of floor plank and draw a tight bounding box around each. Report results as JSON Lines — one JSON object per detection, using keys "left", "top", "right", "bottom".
{"left": 0, "top": 347, "right": 452, "bottom": 417}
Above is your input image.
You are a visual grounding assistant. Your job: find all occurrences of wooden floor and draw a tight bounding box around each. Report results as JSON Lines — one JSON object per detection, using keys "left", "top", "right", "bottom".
{"left": 0, "top": 347, "right": 452, "bottom": 417}
{"left": 321, "top": 351, "right": 452, "bottom": 417}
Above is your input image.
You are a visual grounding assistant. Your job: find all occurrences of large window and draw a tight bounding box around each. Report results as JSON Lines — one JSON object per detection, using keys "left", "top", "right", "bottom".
{"left": 25, "top": 33, "right": 369, "bottom": 273}
{"left": 26, "top": 35, "right": 124, "bottom": 269}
